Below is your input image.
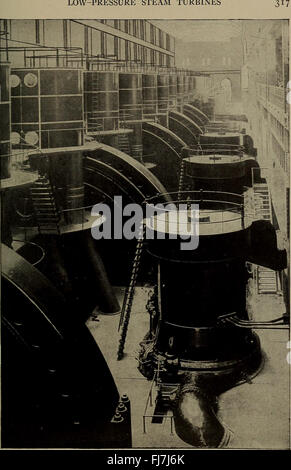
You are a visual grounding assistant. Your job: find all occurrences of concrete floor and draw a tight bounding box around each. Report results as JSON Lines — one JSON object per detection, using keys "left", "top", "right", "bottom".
{"left": 87, "top": 281, "right": 290, "bottom": 450}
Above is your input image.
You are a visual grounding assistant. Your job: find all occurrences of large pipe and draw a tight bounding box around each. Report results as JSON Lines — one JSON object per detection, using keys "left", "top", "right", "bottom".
{"left": 83, "top": 231, "right": 120, "bottom": 315}
{"left": 173, "top": 379, "right": 227, "bottom": 448}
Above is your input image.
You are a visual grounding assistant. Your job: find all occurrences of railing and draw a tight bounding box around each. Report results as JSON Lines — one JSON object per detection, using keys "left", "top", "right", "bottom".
{"left": 142, "top": 368, "right": 176, "bottom": 435}
{"left": 185, "top": 143, "right": 244, "bottom": 156}
{"left": 0, "top": 46, "right": 85, "bottom": 68}
{"left": 268, "top": 85, "right": 285, "bottom": 109}
{"left": 86, "top": 115, "right": 120, "bottom": 133}
{"left": 10, "top": 149, "right": 38, "bottom": 173}
{"left": 256, "top": 82, "right": 285, "bottom": 110}
{"left": 12, "top": 240, "right": 45, "bottom": 267}
{"left": 143, "top": 190, "right": 254, "bottom": 234}
{"left": 60, "top": 204, "right": 98, "bottom": 230}
{"left": 24, "top": 46, "right": 84, "bottom": 68}
{"left": 87, "top": 60, "right": 206, "bottom": 76}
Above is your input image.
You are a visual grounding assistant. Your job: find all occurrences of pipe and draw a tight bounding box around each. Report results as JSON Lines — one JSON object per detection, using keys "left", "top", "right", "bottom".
{"left": 173, "top": 381, "right": 231, "bottom": 448}
{"left": 83, "top": 231, "right": 120, "bottom": 315}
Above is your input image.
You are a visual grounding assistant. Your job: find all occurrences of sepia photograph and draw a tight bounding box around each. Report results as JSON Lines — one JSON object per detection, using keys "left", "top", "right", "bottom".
{"left": 0, "top": 17, "right": 290, "bottom": 451}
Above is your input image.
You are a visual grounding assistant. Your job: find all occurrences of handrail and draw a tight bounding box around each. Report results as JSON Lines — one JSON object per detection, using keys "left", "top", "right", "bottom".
{"left": 218, "top": 312, "right": 289, "bottom": 330}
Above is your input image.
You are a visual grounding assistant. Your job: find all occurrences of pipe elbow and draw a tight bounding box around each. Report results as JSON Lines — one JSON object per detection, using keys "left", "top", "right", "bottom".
{"left": 173, "top": 386, "right": 229, "bottom": 448}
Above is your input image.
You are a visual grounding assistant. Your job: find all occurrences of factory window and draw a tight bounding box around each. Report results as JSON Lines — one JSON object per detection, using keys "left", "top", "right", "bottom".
{"left": 114, "top": 36, "right": 119, "bottom": 60}
{"left": 159, "top": 30, "right": 164, "bottom": 49}
{"left": 166, "top": 33, "right": 170, "bottom": 51}
{"left": 145, "top": 21, "right": 151, "bottom": 42}
{"left": 140, "top": 21, "right": 145, "bottom": 40}
{"left": 202, "top": 58, "right": 206, "bottom": 66}
{"left": 11, "top": 20, "right": 38, "bottom": 46}
{"left": 107, "top": 34, "right": 115, "bottom": 58}
{"left": 125, "top": 40, "right": 130, "bottom": 61}
{"left": 69, "top": 21, "right": 85, "bottom": 51}
{"left": 119, "top": 20, "right": 126, "bottom": 32}
{"left": 130, "top": 42, "right": 136, "bottom": 61}
{"left": 0, "top": 19, "right": 9, "bottom": 38}
{"left": 227, "top": 57, "right": 231, "bottom": 66}
{"left": 63, "top": 20, "right": 68, "bottom": 49}
{"left": 101, "top": 31, "right": 107, "bottom": 57}
{"left": 34, "top": 20, "right": 44, "bottom": 45}
{"left": 140, "top": 46, "right": 145, "bottom": 64}
{"left": 207, "top": 58, "right": 211, "bottom": 65}
{"left": 133, "top": 20, "right": 138, "bottom": 39}
{"left": 150, "top": 24, "right": 156, "bottom": 45}
{"left": 120, "top": 39, "right": 126, "bottom": 60}
{"left": 133, "top": 43, "right": 138, "bottom": 62}
{"left": 128, "top": 21, "right": 133, "bottom": 35}
{"left": 44, "top": 20, "right": 63, "bottom": 48}
{"left": 89, "top": 28, "right": 102, "bottom": 57}
{"left": 105, "top": 20, "right": 115, "bottom": 28}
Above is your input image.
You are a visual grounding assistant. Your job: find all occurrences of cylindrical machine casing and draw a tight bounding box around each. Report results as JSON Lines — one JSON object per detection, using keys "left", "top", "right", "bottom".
{"left": 11, "top": 68, "right": 84, "bottom": 150}
{"left": 168, "top": 74, "right": 178, "bottom": 110}
{"left": 142, "top": 74, "right": 158, "bottom": 120}
{"left": 119, "top": 73, "right": 143, "bottom": 122}
{"left": 176, "top": 75, "right": 184, "bottom": 111}
{"left": 183, "top": 154, "right": 248, "bottom": 193}
{"left": 156, "top": 258, "right": 248, "bottom": 359}
{"left": 183, "top": 75, "right": 190, "bottom": 100}
{"left": 0, "top": 63, "right": 11, "bottom": 179}
{"left": 29, "top": 149, "right": 85, "bottom": 225}
{"left": 200, "top": 132, "right": 243, "bottom": 147}
{"left": 201, "top": 99, "right": 215, "bottom": 119}
{"left": 144, "top": 194, "right": 254, "bottom": 360}
{"left": 188, "top": 75, "right": 196, "bottom": 101}
{"left": 129, "top": 122, "right": 143, "bottom": 161}
{"left": 157, "top": 75, "right": 169, "bottom": 127}
{"left": 84, "top": 71, "right": 119, "bottom": 133}
{"left": 157, "top": 75, "right": 169, "bottom": 114}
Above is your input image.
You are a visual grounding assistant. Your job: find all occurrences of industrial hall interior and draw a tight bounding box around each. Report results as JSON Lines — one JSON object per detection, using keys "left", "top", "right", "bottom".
{"left": 0, "top": 19, "right": 290, "bottom": 449}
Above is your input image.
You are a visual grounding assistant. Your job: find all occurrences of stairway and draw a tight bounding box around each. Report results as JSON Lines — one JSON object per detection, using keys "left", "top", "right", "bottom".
{"left": 253, "top": 183, "right": 279, "bottom": 294}
{"left": 253, "top": 184, "right": 272, "bottom": 221}
{"left": 30, "top": 177, "right": 60, "bottom": 235}
{"left": 256, "top": 267, "right": 279, "bottom": 294}
{"left": 118, "top": 132, "right": 131, "bottom": 155}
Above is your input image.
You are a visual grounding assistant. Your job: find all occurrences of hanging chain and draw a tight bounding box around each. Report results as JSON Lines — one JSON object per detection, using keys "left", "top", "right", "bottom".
{"left": 117, "top": 221, "right": 146, "bottom": 360}
{"left": 178, "top": 158, "right": 186, "bottom": 199}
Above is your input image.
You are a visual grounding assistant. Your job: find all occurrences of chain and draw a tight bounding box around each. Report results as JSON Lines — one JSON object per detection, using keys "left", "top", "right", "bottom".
{"left": 178, "top": 158, "right": 186, "bottom": 199}
{"left": 117, "top": 221, "right": 146, "bottom": 360}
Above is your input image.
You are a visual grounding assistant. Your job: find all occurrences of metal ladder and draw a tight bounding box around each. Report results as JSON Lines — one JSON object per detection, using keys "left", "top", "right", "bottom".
{"left": 87, "top": 76, "right": 102, "bottom": 132}
{"left": 253, "top": 183, "right": 279, "bottom": 294}
{"left": 30, "top": 177, "right": 61, "bottom": 235}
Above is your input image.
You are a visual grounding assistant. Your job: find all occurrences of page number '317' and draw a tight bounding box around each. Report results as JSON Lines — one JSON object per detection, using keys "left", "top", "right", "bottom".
{"left": 275, "top": 0, "right": 289, "bottom": 6}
